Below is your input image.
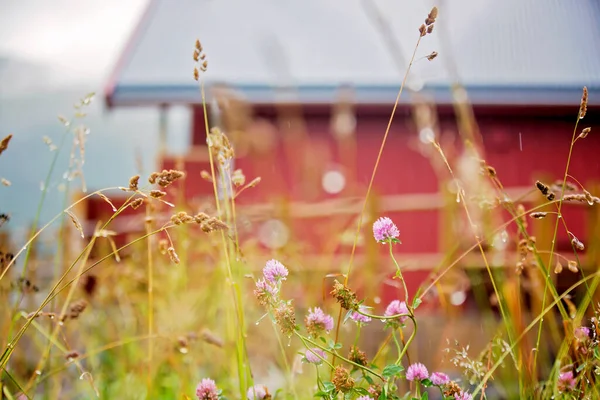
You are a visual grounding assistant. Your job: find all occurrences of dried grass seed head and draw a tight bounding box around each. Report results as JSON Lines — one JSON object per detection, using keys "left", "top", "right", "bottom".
{"left": 567, "top": 260, "right": 579, "bottom": 273}
{"left": 231, "top": 169, "right": 246, "bottom": 187}
{"left": 130, "top": 198, "right": 145, "bottom": 209}
{"left": 578, "top": 127, "right": 591, "bottom": 139}
{"left": 150, "top": 190, "right": 166, "bottom": 198}
{"left": 149, "top": 169, "right": 185, "bottom": 187}
{"left": 419, "top": 24, "right": 427, "bottom": 37}
{"left": 0, "top": 134, "right": 13, "bottom": 156}
{"left": 129, "top": 175, "right": 140, "bottom": 191}
{"left": 167, "top": 247, "right": 180, "bottom": 264}
{"left": 426, "top": 51, "right": 438, "bottom": 61}
{"left": 569, "top": 232, "right": 585, "bottom": 251}
{"left": 529, "top": 212, "right": 547, "bottom": 219}
{"left": 428, "top": 6, "right": 439, "bottom": 21}
{"left": 580, "top": 86, "right": 588, "bottom": 119}
{"left": 200, "top": 217, "right": 228, "bottom": 233}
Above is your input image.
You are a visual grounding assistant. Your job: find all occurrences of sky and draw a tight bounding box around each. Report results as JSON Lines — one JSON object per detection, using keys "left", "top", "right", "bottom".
{"left": 0, "top": 0, "right": 149, "bottom": 92}
{"left": 0, "top": 0, "right": 190, "bottom": 236}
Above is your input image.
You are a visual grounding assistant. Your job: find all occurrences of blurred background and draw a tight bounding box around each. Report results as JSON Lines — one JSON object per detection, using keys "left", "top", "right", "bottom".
{"left": 1, "top": 0, "right": 600, "bottom": 398}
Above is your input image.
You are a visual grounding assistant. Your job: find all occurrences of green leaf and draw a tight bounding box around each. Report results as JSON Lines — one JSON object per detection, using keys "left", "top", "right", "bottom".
{"left": 354, "top": 387, "right": 370, "bottom": 396}
{"left": 420, "top": 378, "right": 433, "bottom": 387}
{"left": 333, "top": 342, "right": 343, "bottom": 350}
{"left": 343, "top": 309, "right": 354, "bottom": 324}
{"left": 382, "top": 364, "right": 404, "bottom": 378}
{"left": 319, "top": 336, "right": 327, "bottom": 344}
{"left": 420, "top": 392, "right": 429, "bottom": 400}
{"left": 322, "top": 381, "right": 335, "bottom": 393}
{"left": 313, "top": 391, "right": 329, "bottom": 398}
{"left": 364, "top": 374, "right": 375, "bottom": 385}
{"left": 412, "top": 297, "right": 422, "bottom": 310}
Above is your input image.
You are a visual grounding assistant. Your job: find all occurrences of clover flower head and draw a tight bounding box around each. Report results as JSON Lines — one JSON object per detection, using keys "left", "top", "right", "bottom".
{"left": 384, "top": 300, "right": 409, "bottom": 326}
{"left": 246, "top": 384, "right": 269, "bottom": 399}
{"left": 575, "top": 326, "right": 590, "bottom": 340}
{"left": 304, "top": 348, "right": 326, "bottom": 364}
{"left": 431, "top": 372, "right": 450, "bottom": 386}
{"left": 454, "top": 392, "right": 473, "bottom": 400}
{"left": 263, "top": 259, "right": 288, "bottom": 283}
{"left": 196, "top": 378, "right": 219, "bottom": 400}
{"left": 558, "top": 370, "right": 576, "bottom": 391}
{"left": 405, "top": 362, "right": 429, "bottom": 381}
{"left": 305, "top": 307, "right": 334, "bottom": 336}
{"left": 351, "top": 306, "right": 372, "bottom": 325}
{"left": 373, "top": 217, "right": 400, "bottom": 243}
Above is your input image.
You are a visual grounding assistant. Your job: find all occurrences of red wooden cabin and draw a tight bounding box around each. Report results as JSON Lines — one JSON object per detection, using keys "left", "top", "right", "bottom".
{"left": 99, "top": 0, "right": 600, "bottom": 306}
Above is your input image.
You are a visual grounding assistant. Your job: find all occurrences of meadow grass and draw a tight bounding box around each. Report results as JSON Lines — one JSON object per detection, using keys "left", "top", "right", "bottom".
{"left": 1, "top": 6, "right": 599, "bottom": 400}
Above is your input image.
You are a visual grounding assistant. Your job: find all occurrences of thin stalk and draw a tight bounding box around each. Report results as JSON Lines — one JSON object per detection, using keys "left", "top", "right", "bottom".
{"left": 389, "top": 242, "right": 408, "bottom": 302}
{"left": 294, "top": 332, "right": 384, "bottom": 380}
{"left": 333, "top": 33, "right": 423, "bottom": 371}
{"left": 145, "top": 203, "right": 154, "bottom": 394}
{"left": 473, "top": 271, "right": 600, "bottom": 397}
{"left": 432, "top": 141, "right": 515, "bottom": 344}
{"left": 271, "top": 322, "right": 299, "bottom": 399}
{"left": 533, "top": 114, "right": 580, "bottom": 376}
{"left": 0, "top": 189, "right": 137, "bottom": 370}
{"left": 199, "top": 77, "right": 250, "bottom": 396}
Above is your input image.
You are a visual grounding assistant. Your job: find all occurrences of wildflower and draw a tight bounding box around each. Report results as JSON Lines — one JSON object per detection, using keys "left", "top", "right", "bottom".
{"left": 246, "top": 384, "right": 270, "bottom": 399}
{"left": 558, "top": 371, "right": 576, "bottom": 391}
{"left": 455, "top": 392, "right": 473, "bottom": 400}
{"left": 357, "top": 396, "right": 373, "bottom": 400}
{"left": 406, "top": 363, "right": 429, "bottom": 381}
{"left": 196, "top": 378, "right": 219, "bottom": 400}
{"left": 254, "top": 278, "right": 277, "bottom": 306}
{"left": 351, "top": 306, "right": 372, "bottom": 325}
{"left": 263, "top": 259, "right": 288, "bottom": 283}
{"left": 274, "top": 302, "right": 297, "bottom": 337}
{"left": 373, "top": 217, "right": 400, "bottom": 244}
{"left": 444, "top": 381, "right": 462, "bottom": 398}
{"left": 384, "top": 300, "right": 409, "bottom": 327}
{"left": 331, "top": 280, "right": 359, "bottom": 311}
{"left": 431, "top": 372, "right": 450, "bottom": 385}
{"left": 367, "top": 385, "right": 382, "bottom": 398}
{"left": 304, "top": 348, "right": 325, "bottom": 364}
{"left": 575, "top": 326, "right": 590, "bottom": 340}
{"left": 305, "top": 307, "right": 334, "bottom": 337}
{"left": 349, "top": 346, "right": 368, "bottom": 366}
{"left": 332, "top": 365, "right": 354, "bottom": 393}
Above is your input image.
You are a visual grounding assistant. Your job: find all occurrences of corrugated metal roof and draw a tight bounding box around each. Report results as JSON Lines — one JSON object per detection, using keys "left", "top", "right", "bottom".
{"left": 106, "top": 0, "right": 600, "bottom": 107}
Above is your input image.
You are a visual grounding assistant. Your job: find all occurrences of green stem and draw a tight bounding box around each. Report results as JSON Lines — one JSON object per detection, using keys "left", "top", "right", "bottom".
{"left": 272, "top": 322, "right": 299, "bottom": 399}
{"left": 389, "top": 242, "right": 409, "bottom": 302}
{"left": 472, "top": 271, "right": 600, "bottom": 397}
{"left": 294, "top": 332, "right": 383, "bottom": 380}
